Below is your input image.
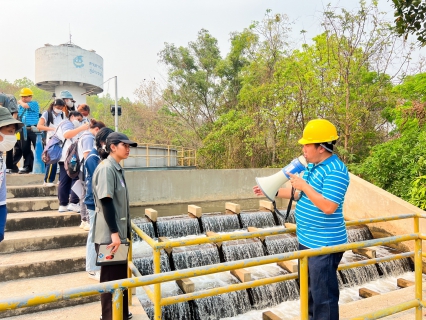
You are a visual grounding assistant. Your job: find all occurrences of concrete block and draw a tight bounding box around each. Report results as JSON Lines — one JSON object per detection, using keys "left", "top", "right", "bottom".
{"left": 158, "top": 237, "right": 172, "bottom": 254}
{"left": 6, "top": 196, "right": 59, "bottom": 213}
{"left": 263, "top": 311, "right": 282, "bottom": 320}
{"left": 145, "top": 208, "right": 157, "bottom": 222}
{"left": 359, "top": 288, "right": 380, "bottom": 298}
{"left": 231, "top": 269, "right": 251, "bottom": 282}
{"left": 397, "top": 278, "right": 415, "bottom": 288}
{"left": 247, "top": 226, "right": 265, "bottom": 241}
{"left": 352, "top": 247, "right": 376, "bottom": 259}
{"left": 284, "top": 223, "right": 296, "bottom": 229}
{"left": 188, "top": 205, "right": 202, "bottom": 218}
{"left": 277, "top": 260, "right": 298, "bottom": 273}
{"left": 176, "top": 278, "right": 195, "bottom": 293}
{"left": 259, "top": 200, "right": 274, "bottom": 211}
{"left": 225, "top": 202, "right": 240, "bottom": 214}
{"left": 206, "top": 231, "right": 222, "bottom": 248}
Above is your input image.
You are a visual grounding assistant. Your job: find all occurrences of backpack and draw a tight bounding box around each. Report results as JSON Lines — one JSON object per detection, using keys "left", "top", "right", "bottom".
{"left": 41, "top": 122, "right": 67, "bottom": 165}
{"left": 42, "top": 136, "right": 66, "bottom": 164}
{"left": 0, "top": 93, "right": 18, "bottom": 114}
{"left": 64, "top": 139, "right": 81, "bottom": 179}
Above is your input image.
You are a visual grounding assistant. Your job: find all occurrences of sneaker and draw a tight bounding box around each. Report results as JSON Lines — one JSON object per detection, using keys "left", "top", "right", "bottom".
{"left": 79, "top": 220, "right": 90, "bottom": 229}
{"left": 88, "top": 271, "right": 100, "bottom": 281}
{"left": 59, "top": 205, "right": 68, "bottom": 212}
{"left": 67, "top": 203, "right": 81, "bottom": 212}
{"left": 43, "top": 182, "right": 55, "bottom": 187}
{"left": 83, "top": 222, "right": 91, "bottom": 231}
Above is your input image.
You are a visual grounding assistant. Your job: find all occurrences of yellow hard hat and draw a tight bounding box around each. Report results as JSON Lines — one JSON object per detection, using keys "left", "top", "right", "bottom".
{"left": 19, "top": 88, "right": 33, "bottom": 96}
{"left": 298, "top": 119, "right": 339, "bottom": 145}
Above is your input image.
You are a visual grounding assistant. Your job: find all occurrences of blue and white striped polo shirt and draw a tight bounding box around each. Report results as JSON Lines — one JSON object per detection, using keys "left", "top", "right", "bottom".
{"left": 295, "top": 154, "right": 350, "bottom": 249}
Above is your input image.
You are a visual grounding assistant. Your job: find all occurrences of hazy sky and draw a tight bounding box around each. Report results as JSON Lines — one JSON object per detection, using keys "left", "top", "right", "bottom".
{"left": 1, "top": 0, "right": 403, "bottom": 100}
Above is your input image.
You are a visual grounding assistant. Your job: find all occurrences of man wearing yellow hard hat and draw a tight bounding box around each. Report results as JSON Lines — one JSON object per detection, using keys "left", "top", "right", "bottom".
{"left": 16, "top": 88, "right": 40, "bottom": 174}
{"left": 278, "top": 119, "right": 349, "bottom": 319}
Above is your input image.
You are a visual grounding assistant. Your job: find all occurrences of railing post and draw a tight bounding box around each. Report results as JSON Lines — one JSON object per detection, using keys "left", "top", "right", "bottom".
{"left": 128, "top": 240, "right": 133, "bottom": 306}
{"left": 299, "top": 256, "right": 309, "bottom": 320}
{"left": 112, "top": 288, "right": 123, "bottom": 320}
{"left": 414, "top": 215, "right": 423, "bottom": 319}
{"left": 153, "top": 248, "right": 162, "bottom": 319}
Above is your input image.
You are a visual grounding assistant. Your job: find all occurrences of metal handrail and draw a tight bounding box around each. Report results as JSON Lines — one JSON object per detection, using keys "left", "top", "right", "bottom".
{"left": 0, "top": 214, "right": 424, "bottom": 320}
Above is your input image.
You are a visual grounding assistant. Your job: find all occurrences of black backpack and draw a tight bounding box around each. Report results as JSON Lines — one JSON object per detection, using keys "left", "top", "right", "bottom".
{"left": 64, "top": 139, "right": 81, "bottom": 178}
{"left": 0, "top": 93, "right": 18, "bottom": 114}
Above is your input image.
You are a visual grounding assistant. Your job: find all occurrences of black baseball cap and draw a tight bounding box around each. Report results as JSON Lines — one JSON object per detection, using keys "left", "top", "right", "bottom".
{"left": 106, "top": 132, "right": 137, "bottom": 147}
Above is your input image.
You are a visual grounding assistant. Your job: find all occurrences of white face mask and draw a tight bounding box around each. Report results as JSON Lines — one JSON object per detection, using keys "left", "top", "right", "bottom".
{"left": 53, "top": 107, "right": 63, "bottom": 114}
{"left": 0, "top": 132, "right": 17, "bottom": 152}
{"left": 72, "top": 120, "right": 81, "bottom": 128}
{"left": 66, "top": 100, "right": 74, "bottom": 108}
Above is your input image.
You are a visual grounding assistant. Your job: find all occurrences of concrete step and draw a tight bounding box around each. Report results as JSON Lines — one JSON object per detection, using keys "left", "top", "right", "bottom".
{"left": 5, "top": 210, "right": 81, "bottom": 232}
{"left": 5, "top": 173, "right": 46, "bottom": 186}
{"left": 3, "top": 295, "right": 149, "bottom": 319}
{"left": 0, "top": 226, "right": 87, "bottom": 254}
{"left": 0, "top": 245, "right": 86, "bottom": 281}
{"left": 6, "top": 196, "right": 59, "bottom": 213}
{"left": 0, "top": 271, "right": 99, "bottom": 318}
{"left": 7, "top": 184, "right": 57, "bottom": 199}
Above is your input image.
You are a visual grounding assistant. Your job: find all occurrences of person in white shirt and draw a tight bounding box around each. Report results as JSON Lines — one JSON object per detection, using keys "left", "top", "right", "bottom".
{"left": 56, "top": 111, "right": 89, "bottom": 213}
{"left": 37, "top": 99, "right": 66, "bottom": 186}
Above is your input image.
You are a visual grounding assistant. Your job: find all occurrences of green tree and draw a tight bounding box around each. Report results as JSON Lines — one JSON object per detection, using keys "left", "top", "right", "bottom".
{"left": 392, "top": 0, "right": 426, "bottom": 45}
{"left": 159, "top": 29, "right": 226, "bottom": 145}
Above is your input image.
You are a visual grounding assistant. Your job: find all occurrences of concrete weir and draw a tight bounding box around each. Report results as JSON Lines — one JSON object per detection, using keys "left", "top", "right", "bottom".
{"left": 1, "top": 169, "right": 426, "bottom": 319}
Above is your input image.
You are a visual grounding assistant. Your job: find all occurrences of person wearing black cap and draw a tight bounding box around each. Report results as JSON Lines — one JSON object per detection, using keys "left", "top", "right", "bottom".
{"left": 0, "top": 107, "right": 23, "bottom": 242}
{"left": 92, "top": 132, "right": 137, "bottom": 320}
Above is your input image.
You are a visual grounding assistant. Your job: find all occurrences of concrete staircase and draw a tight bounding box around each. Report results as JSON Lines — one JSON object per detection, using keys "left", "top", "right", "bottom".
{"left": 0, "top": 174, "right": 97, "bottom": 318}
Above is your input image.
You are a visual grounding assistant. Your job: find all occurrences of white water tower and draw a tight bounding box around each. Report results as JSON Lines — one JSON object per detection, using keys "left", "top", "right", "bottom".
{"left": 35, "top": 43, "right": 103, "bottom": 106}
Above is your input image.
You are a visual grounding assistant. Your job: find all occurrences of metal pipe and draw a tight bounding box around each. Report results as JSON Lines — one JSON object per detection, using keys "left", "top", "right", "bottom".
{"left": 153, "top": 249, "right": 162, "bottom": 320}
{"left": 344, "top": 213, "right": 416, "bottom": 227}
{"left": 299, "top": 256, "right": 308, "bottom": 320}
{"left": 0, "top": 233, "right": 418, "bottom": 312}
{"left": 338, "top": 252, "right": 414, "bottom": 270}
{"left": 112, "top": 289, "right": 123, "bottom": 320}
{"left": 414, "top": 216, "right": 423, "bottom": 319}
{"left": 161, "top": 273, "right": 298, "bottom": 305}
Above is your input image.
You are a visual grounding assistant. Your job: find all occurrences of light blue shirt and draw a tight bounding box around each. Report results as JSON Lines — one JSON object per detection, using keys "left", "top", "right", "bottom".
{"left": 295, "top": 154, "right": 350, "bottom": 249}
{"left": 18, "top": 101, "right": 39, "bottom": 126}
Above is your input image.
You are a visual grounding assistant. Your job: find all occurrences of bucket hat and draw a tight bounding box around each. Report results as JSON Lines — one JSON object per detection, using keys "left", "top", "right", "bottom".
{"left": 0, "top": 107, "right": 24, "bottom": 130}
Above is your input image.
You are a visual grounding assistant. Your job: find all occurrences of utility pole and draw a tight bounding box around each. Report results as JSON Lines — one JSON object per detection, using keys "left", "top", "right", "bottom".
{"left": 114, "top": 76, "right": 118, "bottom": 132}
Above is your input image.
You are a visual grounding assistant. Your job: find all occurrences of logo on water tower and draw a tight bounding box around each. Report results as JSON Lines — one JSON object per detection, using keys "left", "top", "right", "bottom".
{"left": 73, "top": 55, "right": 84, "bottom": 68}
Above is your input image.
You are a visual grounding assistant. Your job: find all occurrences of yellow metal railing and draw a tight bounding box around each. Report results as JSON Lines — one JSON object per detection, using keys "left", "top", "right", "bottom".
{"left": 128, "top": 143, "right": 197, "bottom": 167}
{"left": 0, "top": 213, "right": 424, "bottom": 320}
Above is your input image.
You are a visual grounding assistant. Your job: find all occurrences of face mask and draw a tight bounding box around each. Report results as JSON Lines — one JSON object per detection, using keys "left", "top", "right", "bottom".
{"left": 72, "top": 120, "right": 81, "bottom": 128}
{"left": 53, "top": 107, "right": 63, "bottom": 114}
{"left": 0, "top": 132, "right": 17, "bottom": 152}
{"left": 66, "top": 100, "right": 74, "bottom": 108}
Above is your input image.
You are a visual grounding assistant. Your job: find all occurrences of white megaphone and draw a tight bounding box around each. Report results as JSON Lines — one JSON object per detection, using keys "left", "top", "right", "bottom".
{"left": 255, "top": 156, "right": 308, "bottom": 202}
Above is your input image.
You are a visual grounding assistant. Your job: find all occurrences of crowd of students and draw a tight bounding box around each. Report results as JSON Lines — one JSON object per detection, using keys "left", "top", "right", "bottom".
{"left": 1, "top": 87, "right": 136, "bottom": 320}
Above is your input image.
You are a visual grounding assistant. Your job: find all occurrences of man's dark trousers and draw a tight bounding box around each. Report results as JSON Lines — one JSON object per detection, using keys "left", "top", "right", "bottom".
{"left": 20, "top": 129, "right": 37, "bottom": 171}
{"left": 299, "top": 243, "right": 343, "bottom": 320}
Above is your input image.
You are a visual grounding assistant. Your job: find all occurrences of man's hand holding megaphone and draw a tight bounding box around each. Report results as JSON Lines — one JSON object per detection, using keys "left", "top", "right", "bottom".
{"left": 288, "top": 173, "right": 307, "bottom": 191}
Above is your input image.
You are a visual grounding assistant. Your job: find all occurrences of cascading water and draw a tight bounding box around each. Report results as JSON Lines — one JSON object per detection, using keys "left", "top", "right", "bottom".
{"left": 201, "top": 213, "right": 241, "bottom": 232}
{"left": 156, "top": 215, "right": 201, "bottom": 238}
{"left": 131, "top": 217, "right": 155, "bottom": 241}
{"left": 239, "top": 211, "right": 276, "bottom": 228}
{"left": 347, "top": 225, "right": 373, "bottom": 242}
{"left": 373, "top": 246, "right": 413, "bottom": 276}
{"left": 189, "top": 273, "right": 252, "bottom": 320}
{"left": 264, "top": 233, "right": 299, "bottom": 254}
{"left": 246, "top": 265, "right": 299, "bottom": 309}
{"left": 133, "top": 249, "right": 171, "bottom": 276}
{"left": 222, "top": 238, "right": 265, "bottom": 261}
{"left": 172, "top": 243, "right": 221, "bottom": 270}
{"left": 277, "top": 209, "right": 296, "bottom": 224}
{"left": 137, "top": 282, "right": 191, "bottom": 320}
{"left": 339, "top": 251, "right": 381, "bottom": 286}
